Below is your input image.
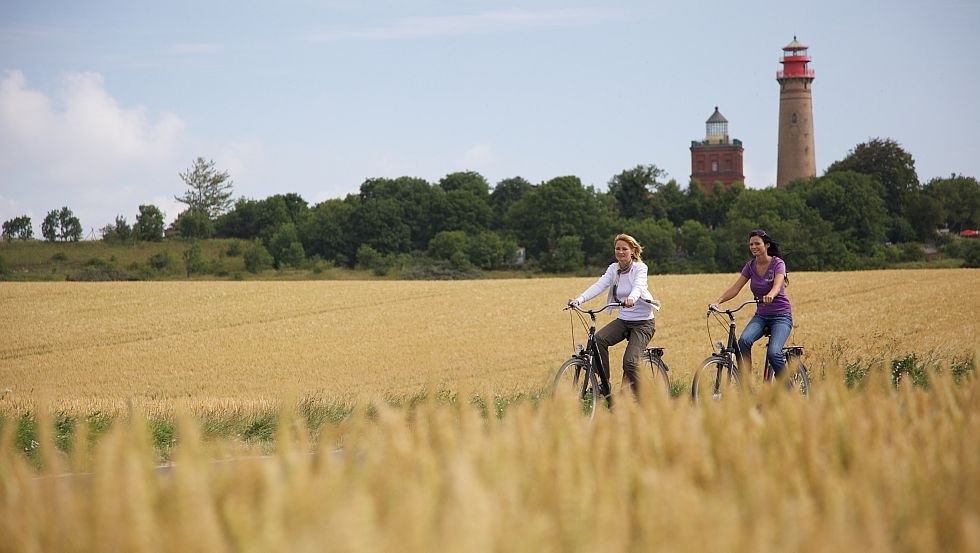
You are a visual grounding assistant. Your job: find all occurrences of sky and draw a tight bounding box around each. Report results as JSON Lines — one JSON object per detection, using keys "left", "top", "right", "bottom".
{"left": 1, "top": 0, "right": 979, "bottom": 236}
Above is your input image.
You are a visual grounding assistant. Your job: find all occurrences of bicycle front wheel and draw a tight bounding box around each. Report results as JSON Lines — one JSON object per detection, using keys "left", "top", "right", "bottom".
{"left": 553, "top": 357, "right": 601, "bottom": 418}
{"left": 691, "top": 355, "right": 740, "bottom": 403}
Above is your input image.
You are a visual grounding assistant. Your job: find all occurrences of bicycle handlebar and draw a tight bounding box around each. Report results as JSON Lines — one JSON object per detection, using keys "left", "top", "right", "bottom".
{"left": 565, "top": 297, "right": 660, "bottom": 315}
{"left": 564, "top": 302, "right": 623, "bottom": 315}
{"left": 707, "top": 298, "right": 759, "bottom": 317}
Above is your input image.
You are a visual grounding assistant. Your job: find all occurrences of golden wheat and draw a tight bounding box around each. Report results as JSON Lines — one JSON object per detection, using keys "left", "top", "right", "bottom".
{"left": 1, "top": 372, "right": 977, "bottom": 552}
{"left": 1, "top": 269, "right": 977, "bottom": 415}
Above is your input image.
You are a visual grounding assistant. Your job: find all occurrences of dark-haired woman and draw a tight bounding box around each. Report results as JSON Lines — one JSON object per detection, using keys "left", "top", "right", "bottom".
{"left": 711, "top": 229, "right": 793, "bottom": 376}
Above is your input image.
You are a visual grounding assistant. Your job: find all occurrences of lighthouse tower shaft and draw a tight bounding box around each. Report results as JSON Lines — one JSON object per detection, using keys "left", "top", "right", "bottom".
{"left": 776, "top": 37, "right": 816, "bottom": 187}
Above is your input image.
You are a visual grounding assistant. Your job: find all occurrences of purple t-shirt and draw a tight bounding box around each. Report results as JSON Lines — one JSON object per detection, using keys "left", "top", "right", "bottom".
{"left": 741, "top": 257, "right": 792, "bottom": 315}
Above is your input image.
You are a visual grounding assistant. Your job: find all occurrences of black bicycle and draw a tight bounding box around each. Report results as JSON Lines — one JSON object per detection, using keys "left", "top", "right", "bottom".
{"left": 690, "top": 299, "right": 809, "bottom": 403}
{"left": 553, "top": 302, "right": 670, "bottom": 417}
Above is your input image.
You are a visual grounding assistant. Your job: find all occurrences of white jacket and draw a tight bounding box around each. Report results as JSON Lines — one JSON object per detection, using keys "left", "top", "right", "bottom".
{"left": 574, "top": 261, "right": 658, "bottom": 321}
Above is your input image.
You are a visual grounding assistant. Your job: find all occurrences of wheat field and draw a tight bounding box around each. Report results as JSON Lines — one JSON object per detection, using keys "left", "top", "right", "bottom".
{"left": 1, "top": 270, "right": 979, "bottom": 552}
{"left": 1, "top": 269, "right": 977, "bottom": 412}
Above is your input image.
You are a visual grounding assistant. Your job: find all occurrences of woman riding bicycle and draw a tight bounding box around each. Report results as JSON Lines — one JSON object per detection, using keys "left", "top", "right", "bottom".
{"left": 568, "top": 234, "right": 657, "bottom": 397}
{"left": 711, "top": 229, "right": 793, "bottom": 377}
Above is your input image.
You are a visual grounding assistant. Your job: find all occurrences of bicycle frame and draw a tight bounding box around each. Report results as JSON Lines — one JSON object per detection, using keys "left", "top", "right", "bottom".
{"left": 566, "top": 303, "right": 620, "bottom": 396}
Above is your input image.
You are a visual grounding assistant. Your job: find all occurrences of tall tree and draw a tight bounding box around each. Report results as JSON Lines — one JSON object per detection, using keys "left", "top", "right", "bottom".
{"left": 607, "top": 164, "right": 666, "bottom": 219}
{"left": 790, "top": 172, "right": 888, "bottom": 252}
{"left": 438, "top": 171, "right": 490, "bottom": 198}
{"left": 41, "top": 207, "right": 82, "bottom": 242}
{"left": 1, "top": 215, "right": 33, "bottom": 241}
{"left": 135, "top": 204, "right": 166, "bottom": 241}
{"left": 923, "top": 174, "right": 980, "bottom": 233}
{"left": 100, "top": 216, "right": 132, "bottom": 243}
{"left": 175, "top": 157, "right": 235, "bottom": 219}
{"left": 826, "top": 138, "right": 919, "bottom": 217}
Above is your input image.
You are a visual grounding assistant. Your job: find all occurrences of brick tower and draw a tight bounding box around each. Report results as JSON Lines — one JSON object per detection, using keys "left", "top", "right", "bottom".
{"left": 690, "top": 106, "right": 744, "bottom": 190}
{"left": 776, "top": 36, "right": 816, "bottom": 187}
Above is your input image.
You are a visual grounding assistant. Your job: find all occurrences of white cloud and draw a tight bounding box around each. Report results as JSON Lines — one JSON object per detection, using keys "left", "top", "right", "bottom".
{"left": 0, "top": 70, "right": 188, "bottom": 230}
{"left": 0, "top": 70, "right": 184, "bottom": 182}
{"left": 307, "top": 8, "right": 616, "bottom": 42}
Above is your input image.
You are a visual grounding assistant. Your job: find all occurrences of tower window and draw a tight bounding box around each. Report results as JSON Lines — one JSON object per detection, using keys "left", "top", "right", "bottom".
{"left": 791, "top": 113, "right": 798, "bottom": 125}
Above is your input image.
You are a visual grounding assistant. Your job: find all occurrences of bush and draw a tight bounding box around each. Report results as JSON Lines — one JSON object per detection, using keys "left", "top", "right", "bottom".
{"left": 226, "top": 240, "right": 243, "bottom": 257}
{"left": 356, "top": 244, "right": 390, "bottom": 275}
{"left": 243, "top": 240, "right": 274, "bottom": 273}
{"left": 67, "top": 267, "right": 136, "bottom": 281}
{"left": 148, "top": 251, "right": 174, "bottom": 271}
{"left": 183, "top": 241, "right": 207, "bottom": 276}
{"left": 0, "top": 254, "right": 9, "bottom": 279}
{"left": 962, "top": 239, "right": 980, "bottom": 268}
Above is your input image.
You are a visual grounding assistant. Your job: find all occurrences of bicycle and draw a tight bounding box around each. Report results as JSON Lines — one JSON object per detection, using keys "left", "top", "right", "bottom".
{"left": 553, "top": 301, "right": 671, "bottom": 418}
{"left": 690, "top": 299, "right": 809, "bottom": 403}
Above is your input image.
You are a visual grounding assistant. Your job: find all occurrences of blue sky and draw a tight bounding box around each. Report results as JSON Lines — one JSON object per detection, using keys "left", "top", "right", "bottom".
{"left": 2, "top": 0, "right": 978, "bottom": 235}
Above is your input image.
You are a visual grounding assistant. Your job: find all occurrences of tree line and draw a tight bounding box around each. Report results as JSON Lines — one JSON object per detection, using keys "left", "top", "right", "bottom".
{"left": 4, "top": 140, "right": 980, "bottom": 275}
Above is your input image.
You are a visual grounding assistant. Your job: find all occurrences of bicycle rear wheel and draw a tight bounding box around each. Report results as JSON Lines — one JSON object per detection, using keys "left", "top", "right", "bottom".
{"left": 553, "top": 357, "right": 602, "bottom": 418}
{"left": 691, "top": 355, "right": 740, "bottom": 403}
{"left": 785, "top": 353, "right": 810, "bottom": 398}
{"left": 641, "top": 348, "right": 672, "bottom": 398}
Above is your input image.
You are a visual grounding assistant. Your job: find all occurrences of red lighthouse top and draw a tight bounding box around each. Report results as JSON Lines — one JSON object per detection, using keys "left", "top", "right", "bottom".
{"left": 777, "top": 36, "right": 815, "bottom": 80}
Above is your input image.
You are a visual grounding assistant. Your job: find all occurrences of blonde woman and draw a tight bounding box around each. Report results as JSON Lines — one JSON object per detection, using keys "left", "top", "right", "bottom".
{"left": 568, "top": 234, "right": 658, "bottom": 397}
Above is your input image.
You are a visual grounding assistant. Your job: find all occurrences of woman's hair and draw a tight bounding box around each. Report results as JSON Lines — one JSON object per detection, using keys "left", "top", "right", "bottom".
{"left": 748, "top": 229, "right": 783, "bottom": 258}
{"left": 615, "top": 233, "right": 643, "bottom": 261}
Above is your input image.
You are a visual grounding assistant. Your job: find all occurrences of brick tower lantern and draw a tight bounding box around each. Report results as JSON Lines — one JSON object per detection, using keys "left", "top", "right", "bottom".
{"left": 690, "top": 106, "right": 744, "bottom": 190}
{"left": 776, "top": 36, "right": 816, "bottom": 187}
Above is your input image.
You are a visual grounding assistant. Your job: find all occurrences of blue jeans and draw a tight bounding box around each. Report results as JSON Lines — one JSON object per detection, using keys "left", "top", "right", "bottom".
{"left": 738, "top": 313, "right": 793, "bottom": 376}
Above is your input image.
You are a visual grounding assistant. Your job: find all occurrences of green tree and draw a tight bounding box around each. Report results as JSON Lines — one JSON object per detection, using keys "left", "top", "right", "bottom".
{"left": 267, "top": 223, "right": 306, "bottom": 268}
{"left": 724, "top": 189, "right": 852, "bottom": 271}
{"left": 175, "top": 157, "right": 235, "bottom": 219}
{"left": 489, "top": 177, "right": 532, "bottom": 228}
{"left": 790, "top": 172, "right": 888, "bottom": 253}
{"left": 302, "top": 198, "right": 355, "bottom": 266}
{"left": 355, "top": 244, "right": 389, "bottom": 275}
{"left": 607, "top": 164, "right": 666, "bottom": 219}
{"left": 1, "top": 215, "right": 33, "bottom": 241}
{"left": 924, "top": 174, "right": 980, "bottom": 233}
{"left": 353, "top": 177, "right": 440, "bottom": 253}
{"left": 216, "top": 193, "right": 309, "bottom": 240}
{"left": 962, "top": 240, "right": 980, "bottom": 268}
{"left": 438, "top": 171, "right": 490, "bottom": 197}
{"left": 826, "top": 138, "right": 919, "bottom": 218}
{"left": 654, "top": 180, "right": 688, "bottom": 227}
{"left": 182, "top": 241, "right": 206, "bottom": 276}
{"left": 41, "top": 207, "right": 82, "bottom": 242}
{"left": 506, "top": 176, "right": 617, "bottom": 265}
{"left": 676, "top": 220, "right": 716, "bottom": 272}
{"left": 542, "top": 235, "right": 585, "bottom": 273}
{"left": 904, "top": 191, "right": 943, "bottom": 242}
{"left": 175, "top": 208, "right": 214, "bottom": 239}
{"left": 622, "top": 218, "right": 675, "bottom": 269}
{"left": 436, "top": 188, "right": 493, "bottom": 235}
{"left": 467, "top": 230, "right": 514, "bottom": 270}
{"left": 243, "top": 239, "right": 274, "bottom": 273}
{"left": 100, "top": 216, "right": 133, "bottom": 243}
{"left": 134, "top": 204, "right": 165, "bottom": 241}
{"left": 428, "top": 230, "right": 469, "bottom": 260}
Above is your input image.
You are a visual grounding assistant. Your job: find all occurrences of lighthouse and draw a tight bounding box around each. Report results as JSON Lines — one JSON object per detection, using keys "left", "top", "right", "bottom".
{"left": 776, "top": 37, "right": 816, "bottom": 187}
{"left": 690, "top": 106, "right": 745, "bottom": 190}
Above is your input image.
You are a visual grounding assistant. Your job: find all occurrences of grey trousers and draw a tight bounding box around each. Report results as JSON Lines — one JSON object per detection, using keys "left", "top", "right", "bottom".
{"left": 594, "top": 317, "right": 655, "bottom": 393}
